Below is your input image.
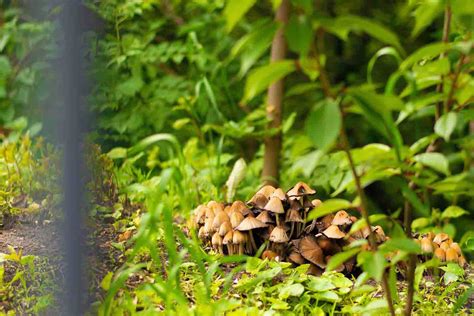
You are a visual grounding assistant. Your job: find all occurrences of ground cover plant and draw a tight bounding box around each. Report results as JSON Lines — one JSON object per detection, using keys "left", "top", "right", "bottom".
{"left": 0, "top": 0, "right": 473, "bottom": 315}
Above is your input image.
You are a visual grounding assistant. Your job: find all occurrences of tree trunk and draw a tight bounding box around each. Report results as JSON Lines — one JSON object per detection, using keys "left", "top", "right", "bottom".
{"left": 262, "top": 0, "right": 290, "bottom": 187}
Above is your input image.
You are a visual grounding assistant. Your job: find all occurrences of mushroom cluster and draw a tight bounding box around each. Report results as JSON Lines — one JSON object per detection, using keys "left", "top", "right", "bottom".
{"left": 417, "top": 232, "right": 467, "bottom": 267}
{"left": 192, "top": 182, "right": 388, "bottom": 275}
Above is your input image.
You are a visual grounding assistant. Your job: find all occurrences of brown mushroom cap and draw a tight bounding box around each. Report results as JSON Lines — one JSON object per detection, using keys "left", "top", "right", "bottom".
{"left": 421, "top": 237, "right": 433, "bottom": 253}
{"left": 236, "top": 216, "right": 267, "bottom": 231}
{"left": 256, "top": 210, "right": 275, "bottom": 224}
{"left": 212, "top": 232, "right": 223, "bottom": 247}
{"left": 440, "top": 241, "right": 450, "bottom": 251}
{"left": 458, "top": 255, "right": 467, "bottom": 267}
{"left": 223, "top": 230, "right": 233, "bottom": 244}
{"left": 307, "top": 264, "right": 324, "bottom": 276}
{"left": 212, "top": 210, "right": 230, "bottom": 229}
{"left": 207, "top": 200, "right": 224, "bottom": 213}
{"left": 271, "top": 188, "right": 287, "bottom": 201}
{"left": 450, "top": 242, "right": 462, "bottom": 256}
{"left": 434, "top": 248, "right": 446, "bottom": 261}
{"left": 288, "top": 251, "right": 306, "bottom": 265}
{"left": 256, "top": 185, "right": 276, "bottom": 198}
{"left": 299, "top": 236, "right": 326, "bottom": 268}
{"left": 433, "top": 233, "right": 449, "bottom": 245}
{"left": 289, "top": 199, "right": 303, "bottom": 211}
{"left": 233, "top": 230, "right": 247, "bottom": 244}
{"left": 372, "top": 225, "right": 386, "bottom": 243}
{"left": 316, "top": 214, "right": 334, "bottom": 232}
{"left": 317, "top": 236, "right": 341, "bottom": 255}
{"left": 198, "top": 226, "right": 207, "bottom": 239}
{"left": 231, "top": 200, "right": 251, "bottom": 216}
{"left": 286, "top": 209, "right": 304, "bottom": 223}
{"left": 230, "top": 211, "right": 245, "bottom": 229}
{"left": 322, "top": 225, "right": 346, "bottom": 239}
{"left": 261, "top": 250, "right": 279, "bottom": 261}
{"left": 311, "top": 199, "right": 322, "bottom": 208}
{"left": 194, "top": 205, "right": 206, "bottom": 224}
{"left": 446, "top": 248, "right": 458, "bottom": 262}
{"left": 219, "top": 221, "right": 232, "bottom": 237}
{"left": 264, "top": 196, "right": 285, "bottom": 214}
{"left": 247, "top": 193, "right": 268, "bottom": 209}
{"left": 287, "top": 181, "right": 316, "bottom": 196}
{"left": 331, "top": 210, "right": 352, "bottom": 226}
{"left": 269, "top": 226, "right": 290, "bottom": 243}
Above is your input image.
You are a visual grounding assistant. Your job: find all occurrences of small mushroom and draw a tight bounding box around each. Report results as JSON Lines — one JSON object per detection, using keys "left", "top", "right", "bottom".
{"left": 193, "top": 205, "right": 206, "bottom": 225}
{"left": 433, "top": 233, "right": 449, "bottom": 245}
{"left": 458, "top": 255, "right": 467, "bottom": 267}
{"left": 230, "top": 211, "right": 244, "bottom": 229}
{"left": 212, "top": 232, "right": 224, "bottom": 254}
{"left": 287, "top": 181, "right": 316, "bottom": 197}
{"left": 233, "top": 230, "right": 247, "bottom": 255}
{"left": 317, "top": 235, "right": 341, "bottom": 255}
{"left": 256, "top": 210, "right": 274, "bottom": 225}
{"left": 440, "top": 241, "right": 450, "bottom": 251}
{"left": 223, "top": 230, "right": 234, "bottom": 255}
{"left": 261, "top": 250, "right": 280, "bottom": 261}
{"left": 231, "top": 200, "right": 251, "bottom": 216}
{"left": 269, "top": 226, "right": 290, "bottom": 256}
{"left": 271, "top": 188, "right": 287, "bottom": 201}
{"left": 322, "top": 225, "right": 346, "bottom": 239}
{"left": 207, "top": 200, "right": 224, "bottom": 213}
{"left": 198, "top": 226, "right": 207, "bottom": 239}
{"left": 434, "top": 248, "right": 446, "bottom": 261}
{"left": 288, "top": 251, "right": 306, "bottom": 265}
{"left": 247, "top": 193, "right": 268, "bottom": 209}
{"left": 420, "top": 237, "right": 433, "bottom": 253}
{"left": 299, "top": 235, "right": 326, "bottom": 268}
{"left": 257, "top": 185, "right": 276, "bottom": 198}
{"left": 311, "top": 199, "right": 322, "bottom": 208}
{"left": 372, "top": 225, "right": 386, "bottom": 243}
{"left": 331, "top": 210, "right": 352, "bottom": 226}
{"left": 219, "top": 221, "right": 232, "bottom": 237}
{"left": 236, "top": 217, "right": 268, "bottom": 252}
{"left": 212, "top": 210, "right": 230, "bottom": 230}
{"left": 446, "top": 248, "right": 458, "bottom": 263}
{"left": 264, "top": 196, "right": 285, "bottom": 226}
{"left": 286, "top": 209, "right": 304, "bottom": 238}
{"left": 450, "top": 242, "right": 462, "bottom": 256}
{"left": 316, "top": 214, "right": 334, "bottom": 232}
{"left": 307, "top": 264, "right": 324, "bottom": 276}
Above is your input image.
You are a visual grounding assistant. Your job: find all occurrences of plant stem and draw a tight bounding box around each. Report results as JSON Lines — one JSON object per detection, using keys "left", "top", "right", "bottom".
{"left": 434, "top": 3, "right": 452, "bottom": 119}
{"left": 340, "top": 119, "right": 396, "bottom": 316}
{"left": 262, "top": 0, "right": 290, "bottom": 186}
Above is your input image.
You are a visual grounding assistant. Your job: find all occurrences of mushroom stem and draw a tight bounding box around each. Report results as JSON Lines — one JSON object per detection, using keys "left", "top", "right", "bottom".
{"left": 249, "top": 230, "right": 257, "bottom": 253}
{"left": 227, "top": 244, "right": 233, "bottom": 255}
{"left": 238, "top": 243, "right": 244, "bottom": 255}
{"left": 276, "top": 214, "right": 280, "bottom": 226}
{"left": 290, "top": 223, "right": 295, "bottom": 239}
{"left": 219, "top": 245, "right": 224, "bottom": 255}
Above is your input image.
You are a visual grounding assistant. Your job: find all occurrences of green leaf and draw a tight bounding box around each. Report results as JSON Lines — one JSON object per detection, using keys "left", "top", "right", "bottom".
{"left": 100, "top": 272, "right": 114, "bottom": 291}
{"left": 305, "top": 99, "right": 341, "bottom": 150}
{"left": 334, "top": 15, "right": 404, "bottom": 54}
{"left": 307, "top": 199, "right": 352, "bottom": 221}
{"left": 413, "top": 152, "right": 450, "bottom": 175}
{"left": 441, "top": 205, "right": 468, "bottom": 220}
{"left": 117, "top": 76, "right": 143, "bottom": 96}
{"left": 223, "top": 0, "right": 257, "bottom": 32}
{"left": 279, "top": 283, "right": 304, "bottom": 299}
{"left": 412, "top": 217, "right": 431, "bottom": 231}
{"left": 358, "top": 251, "right": 386, "bottom": 282}
{"left": 326, "top": 248, "right": 361, "bottom": 272}
{"left": 299, "top": 57, "right": 320, "bottom": 81}
{"left": 243, "top": 60, "right": 296, "bottom": 102}
{"left": 434, "top": 112, "right": 458, "bottom": 141}
{"left": 285, "top": 15, "right": 312, "bottom": 55}
{"left": 380, "top": 238, "right": 421, "bottom": 254}
{"left": 107, "top": 147, "right": 128, "bottom": 159}
{"left": 0, "top": 55, "right": 11, "bottom": 78}
{"left": 306, "top": 278, "right": 336, "bottom": 292}
{"left": 411, "top": 0, "right": 444, "bottom": 38}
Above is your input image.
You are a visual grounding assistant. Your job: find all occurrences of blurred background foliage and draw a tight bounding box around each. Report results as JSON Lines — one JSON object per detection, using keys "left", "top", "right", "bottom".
{"left": 0, "top": 0, "right": 473, "bottom": 314}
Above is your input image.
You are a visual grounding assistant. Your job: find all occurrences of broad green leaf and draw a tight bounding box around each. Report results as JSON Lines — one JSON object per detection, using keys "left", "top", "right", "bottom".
{"left": 380, "top": 238, "right": 421, "bottom": 254}
{"left": 434, "top": 112, "right": 458, "bottom": 141}
{"left": 307, "top": 199, "right": 352, "bottom": 221}
{"left": 279, "top": 283, "right": 304, "bottom": 299}
{"left": 358, "top": 251, "right": 386, "bottom": 282}
{"left": 299, "top": 57, "right": 320, "bottom": 81}
{"left": 231, "top": 21, "right": 277, "bottom": 77}
{"left": 367, "top": 47, "right": 402, "bottom": 84}
{"left": 225, "top": 158, "right": 247, "bottom": 202}
{"left": 223, "top": 0, "right": 257, "bottom": 32}
{"left": 107, "top": 147, "right": 127, "bottom": 159}
{"left": 285, "top": 15, "right": 312, "bottom": 55}
{"left": 100, "top": 272, "right": 114, "bottom": 291}
{"left": 0, "top": 55, "right": 11, "bottom": 78}
{"left": 306, "top": 278, "right": 336, "bottom": 292}
{"left": 411, "top": 0, "right": 444, "bottom": 38}
{"left": 412, "top": 217, "right": 431, "bottom": 230}
{"left": 413, "top": 152, "right": 450, "bottom": 175}
{"left": 441, "top": 205, "right": 468, "bottom": 219}
{"left": 312, "top": 291, "right": 340, "bottom": 302}
{"left": 305, "top": 99, "right": 341, "bottom": 150}
{"left": 243, "top": 60, "right": 296, "bottom": 102}
{"left": 334, "top": 15, "right": 404, "bottom": 54}
{"left": 326, "top": 248, "right": 360, "bottom": 272}
{"left": 117, "top": 76, "right": 143, "bottom": 96}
